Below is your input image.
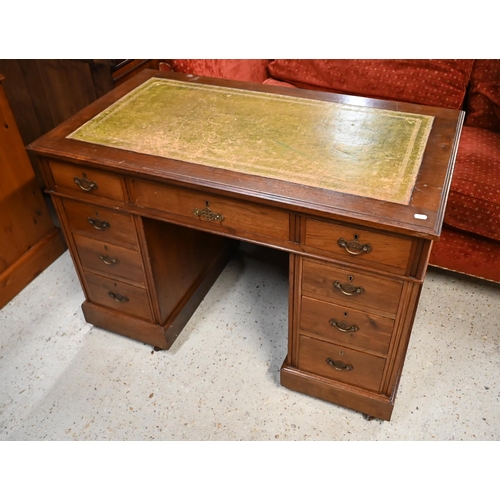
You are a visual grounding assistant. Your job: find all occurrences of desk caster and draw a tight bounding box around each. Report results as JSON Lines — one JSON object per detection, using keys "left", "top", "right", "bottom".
{"left": 362, "top": 413, "right": 375, "bottom": 421}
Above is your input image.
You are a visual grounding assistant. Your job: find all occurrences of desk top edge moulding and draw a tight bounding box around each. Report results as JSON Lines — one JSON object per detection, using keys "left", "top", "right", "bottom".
{"left": 27, "top": 70, "right": 465, "bottom": 420}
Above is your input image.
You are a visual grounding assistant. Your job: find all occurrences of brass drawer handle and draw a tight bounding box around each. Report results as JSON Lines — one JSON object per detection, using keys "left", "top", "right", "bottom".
{"left": 193, "top": 205, "right": 225, "bottom": 222}
{"left": 329, "top": 318, "right": 359, "bottom": 333}
{"left": 337, "top": 237, "right": 372, "bottom": 256}
{"left": 88, "top": 217, "right": 110, "bottom": 231}
{"left": 108, "top": 291, "right": 129, "bottom": 303}
{"left": 326, "top": 358, "right": 354, "bottom": 371}
{"left": 74, "top": 176, "right": 98, "bottom": 192}
{"left": 333, "top": 280, "right": 364, "bottom": 296}
{"left": 98, "top": 254, "right": 119, "bottom": 266}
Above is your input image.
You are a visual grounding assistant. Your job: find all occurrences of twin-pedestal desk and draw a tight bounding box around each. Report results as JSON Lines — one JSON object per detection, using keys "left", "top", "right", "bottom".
{"left": 29, "top": 71, "right": 464, "bottom": 420}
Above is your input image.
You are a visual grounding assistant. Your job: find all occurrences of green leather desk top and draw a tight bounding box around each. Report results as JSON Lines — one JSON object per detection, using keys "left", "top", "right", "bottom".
{"left": 68, "top": 78, "right": 434, "bottom": 205}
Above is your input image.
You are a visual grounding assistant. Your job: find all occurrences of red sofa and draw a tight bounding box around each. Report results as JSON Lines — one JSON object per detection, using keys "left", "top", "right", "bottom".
{"left": 159, "top": 59, "right": 500, "bottom": 283}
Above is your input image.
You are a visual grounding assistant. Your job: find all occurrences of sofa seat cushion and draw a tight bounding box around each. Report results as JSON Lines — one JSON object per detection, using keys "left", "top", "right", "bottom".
{"left": 267, "top": 59, "right": 474, "bottom": 109}
{"left": 429, "top": 224, "right": 500, "bottom": 283}
{"left": 444, "top": 126, "right": 500, "bottom": 240}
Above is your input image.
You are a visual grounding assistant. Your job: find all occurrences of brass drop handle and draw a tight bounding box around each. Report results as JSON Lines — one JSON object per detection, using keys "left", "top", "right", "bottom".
{"left": 88, "top": 217, "right": 110, "bottom": 231}
{"left": 326, "top": 358, "right": 353, "bottom": 371}
{"left": 329, "top": 318, "right": 359, "bottom": 333}
{"left": 193, "top": 202, "right": 225, "bottom": 222}
{"left": 74, "top": 176, "right": 98, "bottom": 192}
{"left": 99, "top": 254, "right": 119, "bottom": 266}
{"left": 333, "top": 280, "right": 364, "bottom": 296}
{"left": 337, "top": 237, "right": 372, "bottom": 256}
{"left": 108, "top": 291, "right": 129, "bottom": 303}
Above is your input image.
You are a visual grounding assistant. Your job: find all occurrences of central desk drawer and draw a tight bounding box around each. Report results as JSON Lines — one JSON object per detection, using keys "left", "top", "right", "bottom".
{"left": 130, "top": 179, "right": 290, "bottom": 242}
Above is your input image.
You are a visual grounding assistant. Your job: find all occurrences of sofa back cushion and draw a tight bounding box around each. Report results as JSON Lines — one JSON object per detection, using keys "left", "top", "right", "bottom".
{"left": 268, "top": 59, "right": 474, "bottom": 109}
{"left": 465, "top": 59, "right": 500, "bottom": 132}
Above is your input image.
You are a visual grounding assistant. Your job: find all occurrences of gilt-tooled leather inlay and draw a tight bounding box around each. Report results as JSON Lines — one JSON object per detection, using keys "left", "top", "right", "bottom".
{"left": 68, "top": 78, "right": 434, "bottom": 204}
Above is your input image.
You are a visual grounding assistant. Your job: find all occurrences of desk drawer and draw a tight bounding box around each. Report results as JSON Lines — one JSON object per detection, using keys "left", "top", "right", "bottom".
{"left": 301, "top": 258, "right": 402, "bottom": 316}
{"left": 298, "top": 335, "right": 385, "bottom": 392}
{"left": 84, "top": 272, "right": 153, "bottom": 321}
{"left": 74, "top": 234, "right": 146, "bottom": 285}
{"left": 304, "top": 218, "right": 413, "bottom": 274}
{"left": 62, "top": 199, "right": 138, "bottom": 250}
{"left": 130, "top": 179, "right": 290, "bottom": 243}
{"left": 300, "top": 296, "right": 392, "bottom": 356}
{"left": 49, "top": 160, "right": 126, "bottom": 201}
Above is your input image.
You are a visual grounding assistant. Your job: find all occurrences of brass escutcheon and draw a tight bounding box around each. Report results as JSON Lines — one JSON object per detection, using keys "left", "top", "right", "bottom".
{"left": 193, "top": 205, "right": 225, "bottom": 222}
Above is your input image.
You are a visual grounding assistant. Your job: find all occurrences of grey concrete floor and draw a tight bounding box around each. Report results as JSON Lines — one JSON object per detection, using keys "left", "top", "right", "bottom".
{"left": 1, "top": 243, "right": 499, "bottom": 441}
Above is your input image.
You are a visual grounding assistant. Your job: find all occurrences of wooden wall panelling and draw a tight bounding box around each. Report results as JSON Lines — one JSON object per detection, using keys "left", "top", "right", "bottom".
{"left": 0, "top": 74, "right": 66, "bottom": 309}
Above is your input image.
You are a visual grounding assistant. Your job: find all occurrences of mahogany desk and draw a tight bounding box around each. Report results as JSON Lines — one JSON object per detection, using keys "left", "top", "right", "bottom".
{"left": 29, "top": 70, "right": 464, "bottom": 420}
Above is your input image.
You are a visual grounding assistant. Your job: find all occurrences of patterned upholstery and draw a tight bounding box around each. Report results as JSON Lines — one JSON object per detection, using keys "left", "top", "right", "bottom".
{"left": 429, "top": 225, "right": 500, "bottom": 283}
{"left": 160, "top": 59, "right": 270, "bottom": 84}
{"left": 429, "top": 60, "right": 500, "bottom": 281}
{"left": 267, "top": 59, "right": 474, "bottom": 109}
{"left": 465, "top": 59, "right": 500, "bottom": 132}
{"left": 444, "top": 126, "right": 500, "bottom": 240}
